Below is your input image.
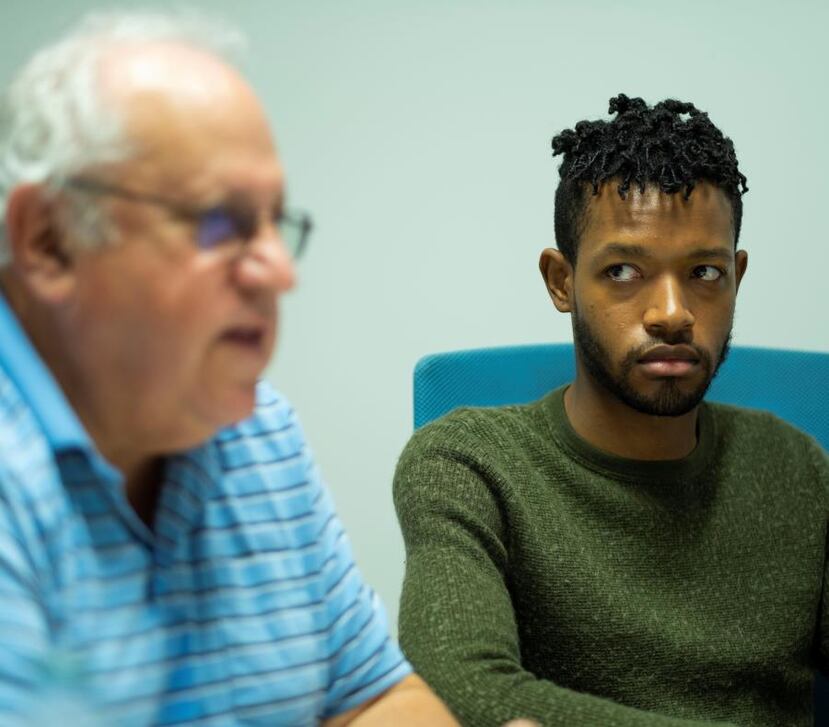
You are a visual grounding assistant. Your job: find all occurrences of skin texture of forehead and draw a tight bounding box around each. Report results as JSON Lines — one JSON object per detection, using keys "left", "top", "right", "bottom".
{"left": 95, "top": 41, "right": 279, "bottom": 196}
{"left": 580, "top": 181, "right": 736, "bottom": 256}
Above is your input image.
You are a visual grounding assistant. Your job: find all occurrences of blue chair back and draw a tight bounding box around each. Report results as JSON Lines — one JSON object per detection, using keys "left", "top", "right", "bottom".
{"left": 414, "top": 344, "right": 829, "bottom": 448}
{"left": 413, "top": 343, "right": 829, "bottom": 720}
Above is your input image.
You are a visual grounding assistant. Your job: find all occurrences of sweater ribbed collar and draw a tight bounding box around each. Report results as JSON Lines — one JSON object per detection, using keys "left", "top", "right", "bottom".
{"left": 542, "top": 386, "right": 716, "bottom": 484}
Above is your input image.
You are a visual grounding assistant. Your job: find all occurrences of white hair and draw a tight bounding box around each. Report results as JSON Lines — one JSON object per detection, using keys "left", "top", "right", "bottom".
{"left": 0, "top": 9, "right": 246, "bottom": 266}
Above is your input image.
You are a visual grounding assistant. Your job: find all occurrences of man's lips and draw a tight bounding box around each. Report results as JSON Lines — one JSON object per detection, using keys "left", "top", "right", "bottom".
{"left": 221, "top": 325, "right": 268, "bottom": 348}
{"left": 637, "top": 345, "right": 701, "bottom": 377}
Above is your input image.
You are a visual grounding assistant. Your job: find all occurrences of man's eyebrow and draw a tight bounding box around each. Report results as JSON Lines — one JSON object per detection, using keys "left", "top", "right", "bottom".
{"left": 594, "top": 243, "right": 733, "bottom": 263}
{"left": 685, "top": 247, "right": 733, "bottom": 263}
{"left": 222, "top": 188, "right": 285, "bottom": 210}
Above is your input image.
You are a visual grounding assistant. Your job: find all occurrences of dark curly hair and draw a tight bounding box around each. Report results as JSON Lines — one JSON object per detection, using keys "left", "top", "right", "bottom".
{"left": 552, "top": 93, "right": 748, "bottom": 264}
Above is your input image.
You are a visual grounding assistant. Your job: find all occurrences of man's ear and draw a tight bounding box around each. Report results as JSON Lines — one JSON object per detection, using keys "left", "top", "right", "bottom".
{"left": 734, "top": 249, "right": 748, "bottom": 293}
{"left": 539, "top": 248, "right": 574, "bottom": 313}
{"left": 4, "top": 183, "right": 76, "bottom": 303}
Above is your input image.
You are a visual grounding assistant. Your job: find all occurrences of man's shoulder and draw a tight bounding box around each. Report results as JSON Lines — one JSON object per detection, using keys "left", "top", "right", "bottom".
{"left": 707, "top": 400, "right": 823, "bottom": 444}
{"left": 401, "top": 394, "right": 551, "bottom": 463}
{"left": 706, "top": 400, "right": 827, "bottom": 468}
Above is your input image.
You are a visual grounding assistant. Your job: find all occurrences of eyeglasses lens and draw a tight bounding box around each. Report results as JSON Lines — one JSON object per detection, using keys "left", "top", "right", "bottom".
{"left": 197, "top": 208, "right": 241, "bottom": 250}
{"left": 197, "top": 206, "right": 308, "bottom": 258}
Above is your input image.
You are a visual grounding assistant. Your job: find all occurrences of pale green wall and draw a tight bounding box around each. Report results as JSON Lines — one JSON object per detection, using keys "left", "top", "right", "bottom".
{"left": 3, "top": 0, "right": 827, "bottom": 633}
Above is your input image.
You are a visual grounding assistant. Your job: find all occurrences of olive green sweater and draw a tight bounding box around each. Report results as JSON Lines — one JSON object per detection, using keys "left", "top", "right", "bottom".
{"left": 394, "top": 387, "right": 829, "bottom": 727}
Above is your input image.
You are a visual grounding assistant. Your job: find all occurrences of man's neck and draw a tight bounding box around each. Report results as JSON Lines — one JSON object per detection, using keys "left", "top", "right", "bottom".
{"left": 564, "top": 376, "right": 699, "bottom": 461}
{"left": 43, "top": 370, "right": 164, "bottom": 526}
{"left": 122, "top": 456, "right": 164, "bottom": 528}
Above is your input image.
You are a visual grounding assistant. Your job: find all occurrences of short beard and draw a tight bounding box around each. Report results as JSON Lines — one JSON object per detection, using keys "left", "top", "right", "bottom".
{"left": 571, "top": 310, "right": 732, "bottom": 417}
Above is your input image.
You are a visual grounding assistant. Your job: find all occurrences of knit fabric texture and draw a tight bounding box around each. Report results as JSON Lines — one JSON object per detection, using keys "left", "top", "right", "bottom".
{"left": 394, "top": 386, "right": 829, "bottom": 727}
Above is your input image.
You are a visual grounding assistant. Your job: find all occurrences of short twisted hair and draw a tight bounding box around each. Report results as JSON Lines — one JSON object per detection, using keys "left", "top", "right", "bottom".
{"left": 551, "top": 93, "right": 748, "bottom": 264}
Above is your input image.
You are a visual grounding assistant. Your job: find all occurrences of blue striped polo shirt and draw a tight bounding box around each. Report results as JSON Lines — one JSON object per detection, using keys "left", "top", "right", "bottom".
{"left": 0, "top": 294, "right": 410, "bottom": 725}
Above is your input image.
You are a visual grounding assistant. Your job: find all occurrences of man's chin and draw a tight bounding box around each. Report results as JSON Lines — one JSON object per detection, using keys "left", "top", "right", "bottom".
{"left": 615, "top": 378, "right": 710, "bottom": 418}
{"left": 198, "top": 380, "right": 260, "bottom": 437}
{"left": 571, "top": 308, "right": 732, "bottom": 418}
{"left": 225, "top": 381, "right": 260, "bottom": 423}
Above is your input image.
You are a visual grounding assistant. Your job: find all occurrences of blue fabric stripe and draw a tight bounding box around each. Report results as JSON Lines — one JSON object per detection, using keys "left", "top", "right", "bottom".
{"left": 0, "top": 337, "right": 409, "bottom": 724}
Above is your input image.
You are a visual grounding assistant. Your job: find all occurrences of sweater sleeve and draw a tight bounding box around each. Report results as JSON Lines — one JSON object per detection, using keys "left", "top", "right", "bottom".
{"left": 811, "top": 441, "right": 829, "bottom": 673}
{"left": 393, "top": 431, "right": 737, "bottom": 727}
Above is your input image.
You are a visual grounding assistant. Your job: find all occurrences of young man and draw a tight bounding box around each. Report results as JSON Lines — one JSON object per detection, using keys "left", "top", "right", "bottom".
{"left": 394, "top": 94, "right": 829, "bottom": 726}
{"left": 0, "top": 12, "right": 456, "bottom": 726}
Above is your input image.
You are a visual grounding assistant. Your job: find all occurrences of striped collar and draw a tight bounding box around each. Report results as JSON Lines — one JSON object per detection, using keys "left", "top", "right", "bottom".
{"left": 0, "top": 292, "right": 92, "bottom": 454}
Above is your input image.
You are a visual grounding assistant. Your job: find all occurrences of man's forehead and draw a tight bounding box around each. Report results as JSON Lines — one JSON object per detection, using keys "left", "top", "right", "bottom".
{"left": 99, "top": 40, "right": 245, "bottom": 107}
{"left": 96, "top": 40, "right": 281, "bottom": 199}
{"left": 580, "top": 181, "right": 735, "bottom": 253}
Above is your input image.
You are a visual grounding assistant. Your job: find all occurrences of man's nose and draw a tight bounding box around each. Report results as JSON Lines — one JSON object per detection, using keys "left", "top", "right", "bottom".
{"left": 234, "top": 226, "right": 297, "bottom": 293}
{"left": 642, "top": 275, "right": 695, "bottom": 338}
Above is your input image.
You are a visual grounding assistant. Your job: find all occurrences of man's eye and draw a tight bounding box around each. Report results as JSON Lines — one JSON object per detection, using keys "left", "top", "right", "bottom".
{"left": 605, "top": 264, "right": 640, "bottom": 282}
{"left": 692, "top": 265, "right": 724, "bottom": 282}
{"left": 197, "top": 208, "right": 240, "bottom": 249}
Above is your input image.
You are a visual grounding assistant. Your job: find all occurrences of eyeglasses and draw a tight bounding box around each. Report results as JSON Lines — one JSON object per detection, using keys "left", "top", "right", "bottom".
{"left": 63, "top": 177, "right": 312, "bottom": 259}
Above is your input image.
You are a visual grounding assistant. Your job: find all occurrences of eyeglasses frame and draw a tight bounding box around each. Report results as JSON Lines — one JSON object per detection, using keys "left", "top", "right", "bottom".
{"left": 61, "top": 176, "right": 312, "bottom": 259}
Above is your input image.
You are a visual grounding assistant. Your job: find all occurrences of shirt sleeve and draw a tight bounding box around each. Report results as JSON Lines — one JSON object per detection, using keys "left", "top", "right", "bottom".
{"left": 393, "top": 433, "right": 740, "bottom": 727}
{"left": 284, "top": 412, "right": 411, "bottom": 718}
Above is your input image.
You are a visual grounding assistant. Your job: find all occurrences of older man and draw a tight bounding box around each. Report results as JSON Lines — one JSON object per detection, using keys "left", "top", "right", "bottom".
{"left": 0, "top": 12, "right": 454, "bottom": 726}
